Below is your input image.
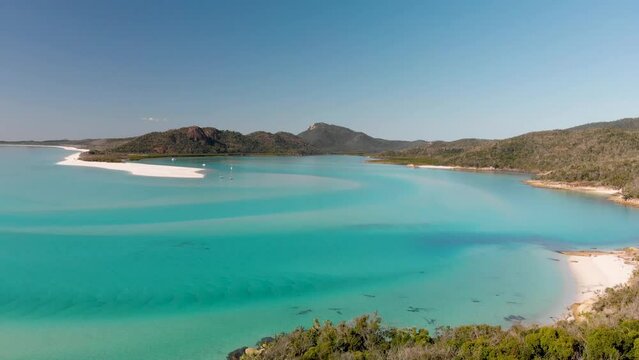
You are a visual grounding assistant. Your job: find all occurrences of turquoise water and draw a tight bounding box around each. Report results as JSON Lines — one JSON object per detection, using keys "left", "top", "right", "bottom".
{"left": 1, "top": 146, "right": 639, "bottom": 360}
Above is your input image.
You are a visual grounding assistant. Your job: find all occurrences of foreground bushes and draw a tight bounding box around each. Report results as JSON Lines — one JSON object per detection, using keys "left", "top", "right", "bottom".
{"left": 235, "top": 317, "right": 639, "bottom": 360}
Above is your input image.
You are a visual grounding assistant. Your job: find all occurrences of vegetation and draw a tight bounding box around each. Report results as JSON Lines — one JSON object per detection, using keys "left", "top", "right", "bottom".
{"left": 380, "top": 119, "right": 639, "bottom": 199}
{"left": 111, "top": 126, "right": 315, "bottom": 156}
{"left": 298, "top": 122, "right": 426, "bottom": 154}
{"left": 231, "top": 260, "right": 639, "bottom": 360}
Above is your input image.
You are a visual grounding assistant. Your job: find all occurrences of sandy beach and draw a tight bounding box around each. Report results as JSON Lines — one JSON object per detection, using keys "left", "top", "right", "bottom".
{"left": 562, "top": 249, "right": 637, "bottom": 321}
{"left": 57, "top": 147, "right": 206, "bottom": 179}
{"left": 526, "top": 180, "right": 639, "bottom": 208}
{"left": 408, "top": 163, "right": 526, "bottom": 173}
{"left": 1, "top": 145, "right": 206, "bottom": 179}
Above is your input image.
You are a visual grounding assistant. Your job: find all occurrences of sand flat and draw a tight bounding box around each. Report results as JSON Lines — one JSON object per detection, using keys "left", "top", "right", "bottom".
{"left": 56, "top": 148, "right": 206, "bottom": 179}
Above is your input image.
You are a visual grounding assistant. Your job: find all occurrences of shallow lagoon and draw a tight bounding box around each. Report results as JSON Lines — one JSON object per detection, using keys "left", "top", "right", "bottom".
{"left": 1, "top": 147, "right": 639, "bottom": 359}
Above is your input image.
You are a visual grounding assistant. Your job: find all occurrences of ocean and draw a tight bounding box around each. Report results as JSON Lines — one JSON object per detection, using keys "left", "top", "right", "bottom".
{"left": 1, "top": 146, "right": 638, "bottom": 359}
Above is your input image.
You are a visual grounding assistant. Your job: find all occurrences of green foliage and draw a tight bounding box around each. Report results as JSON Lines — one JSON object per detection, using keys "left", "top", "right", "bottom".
{"left": 523, "top": 327, "right": 578, "bottom": 359}
{"left": 112, "top": 126, "right": 316, "bottom": 155}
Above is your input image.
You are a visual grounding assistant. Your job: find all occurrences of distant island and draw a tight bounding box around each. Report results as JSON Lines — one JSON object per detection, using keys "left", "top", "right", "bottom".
{"left": 2, "top": 117, "right": 639, "bottom": 204}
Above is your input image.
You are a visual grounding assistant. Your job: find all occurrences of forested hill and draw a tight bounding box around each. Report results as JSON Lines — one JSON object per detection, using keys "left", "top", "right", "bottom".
{"left": 298, "top": 122, "right": 426, "bottom": 154}
{"left": 111, "top": 126, "right": 315, "bottom": 155}
{"left": 2, "top": 123, "right": 425, "bottom": 159}
{"left": 380, "top": 118, "right": 639, "bottom": 198}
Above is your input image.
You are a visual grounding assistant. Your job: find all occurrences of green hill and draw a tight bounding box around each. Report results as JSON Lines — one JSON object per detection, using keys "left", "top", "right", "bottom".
{"left": 298, "top": 122, "right": 426, "bottom": 154}
{"left": 81, "top": 126, "right": 316, "bottom": 160}
{"left": 381, "top": 126, "right": 639, "bottom": 198}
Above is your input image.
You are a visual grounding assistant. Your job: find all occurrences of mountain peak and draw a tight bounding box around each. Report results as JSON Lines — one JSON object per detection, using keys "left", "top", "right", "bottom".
{"left": 307, "top": 122, "right": 331, "bottom": 131}
{"left": 299, "top": 123, "right": 423, "bottom": 154}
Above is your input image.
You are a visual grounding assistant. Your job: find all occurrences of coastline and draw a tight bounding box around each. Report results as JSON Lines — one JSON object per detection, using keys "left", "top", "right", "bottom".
{"left": 1, "top": 145, "right": 206, "bottom": 179}
{"left": 406, "top": 163, "right": 520, "bottom": 173}
{"left": 404, "top": 163, "right": 638, "bottom": 209}
{"left": 561, "top": 249, "right": 637, "bottom": 321}
{"left": 526, "top": 180, "right": 639, "bottom": 209}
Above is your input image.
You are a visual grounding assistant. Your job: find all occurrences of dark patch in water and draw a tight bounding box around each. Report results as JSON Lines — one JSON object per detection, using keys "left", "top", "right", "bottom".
{"left": 471, "top": 299, "right": 481, "bottom": 303}
{"left": 297, "top": 309, "right": 312, "bottom": 315}
{"left": 348, "top": 223, "right": 432, "bottom": 230}
{"left": 328, "top": 307, "right": 342, "bottom": 311}
{"left": 173, "top": 240, "right": 210, "bottom": 251}
{"left": 407, "top": 306, "right": 431, "bottom": 313}
{"left": 504, "top": 315, "right": 526, "bottom": 322}
{"left": 507, "top": 301, "right": 521, "bottom": 305}
{"left": 175, "top": 241, "right": 197, "bottom": 248}
{"left": 424, "top": 318, "right": 436, "bottom": 325}
{"left": 547, "top": 257, "right": 560, "bottom": 262}
{"left": 363, "top": 294, "right": 376, "bottom": 298}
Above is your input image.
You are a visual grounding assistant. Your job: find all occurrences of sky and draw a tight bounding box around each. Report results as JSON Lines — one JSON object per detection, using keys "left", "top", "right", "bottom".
{"left": 1, "top": 0, "right": 638, "bottom": 141}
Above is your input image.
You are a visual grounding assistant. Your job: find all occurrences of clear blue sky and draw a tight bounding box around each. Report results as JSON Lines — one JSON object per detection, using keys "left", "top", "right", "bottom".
{"left": 1, "top": 0, "right": 638, "bottom": 141}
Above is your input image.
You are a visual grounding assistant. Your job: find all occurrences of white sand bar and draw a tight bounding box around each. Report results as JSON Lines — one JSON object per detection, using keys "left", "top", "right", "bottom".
{"left": 57, "top": 148, "right": 206, "bottom": 179}
{"left": 0, "top": 145, "right": 206, "bottom": 179}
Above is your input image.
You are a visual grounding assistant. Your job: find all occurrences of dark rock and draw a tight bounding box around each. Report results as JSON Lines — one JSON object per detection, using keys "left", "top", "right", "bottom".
{"left": 227, "top": 347, "right": 247, "bottom": 360}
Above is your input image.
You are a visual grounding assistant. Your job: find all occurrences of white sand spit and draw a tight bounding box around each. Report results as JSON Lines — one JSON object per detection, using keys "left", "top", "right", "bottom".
{"left": 57, "top": 148, "right": 206, "bottom": 179}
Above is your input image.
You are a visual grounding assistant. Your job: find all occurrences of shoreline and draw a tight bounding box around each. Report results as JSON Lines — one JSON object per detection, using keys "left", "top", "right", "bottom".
{"left": 404, "top": 163, "right": 638, "bottom": 209}
{"left": 1, "top": 145, "right": 206, "bottom": 179}
{"left": 406, "top": 163, "right": 524, "bottom": 173}
{"left": 526, "top": 180, "right": 639, "bottom": 209}
{"left": 560, "top": 249, "right": 637, "bottom": 321}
